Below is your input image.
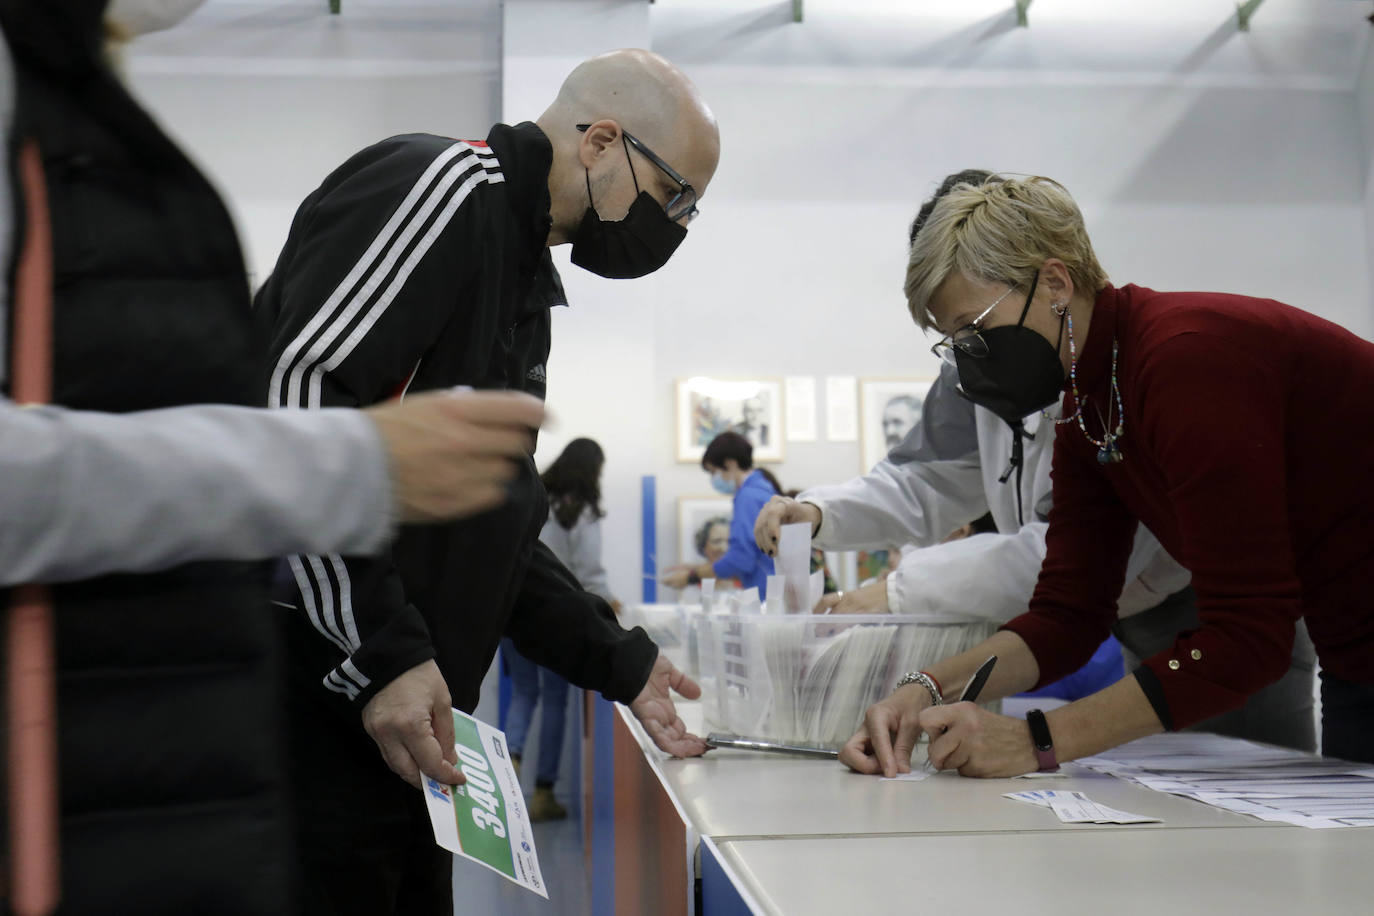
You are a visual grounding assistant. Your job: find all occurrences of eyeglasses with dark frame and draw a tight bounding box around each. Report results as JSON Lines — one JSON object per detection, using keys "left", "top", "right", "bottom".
{"left": 575, "top": 123, "right": 699, "bottom": 223}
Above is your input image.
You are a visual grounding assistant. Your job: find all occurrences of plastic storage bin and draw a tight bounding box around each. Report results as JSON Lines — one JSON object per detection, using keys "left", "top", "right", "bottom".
{"left": 620, "top": 603, "right": 702, "bottom": 678}
{"left": 697, "top": 613, "right": 1000, "bottom": 749}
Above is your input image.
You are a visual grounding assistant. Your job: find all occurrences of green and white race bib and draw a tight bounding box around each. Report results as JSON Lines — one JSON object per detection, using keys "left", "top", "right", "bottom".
{"left": 423, "top": 709, "right": 547, "bottom": 899}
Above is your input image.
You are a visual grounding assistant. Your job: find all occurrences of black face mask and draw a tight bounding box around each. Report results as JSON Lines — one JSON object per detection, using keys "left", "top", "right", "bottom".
{"left": 953, "top": 273, "right": 1067, "bottom": 424}
{"left": 570, "top": 142, "right": 687, "bottom": 279}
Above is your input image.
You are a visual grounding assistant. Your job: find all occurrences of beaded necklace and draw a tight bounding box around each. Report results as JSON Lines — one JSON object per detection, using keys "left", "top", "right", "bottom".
{"left": 1056, "top": 310, "right": 1124, "bottom": 464}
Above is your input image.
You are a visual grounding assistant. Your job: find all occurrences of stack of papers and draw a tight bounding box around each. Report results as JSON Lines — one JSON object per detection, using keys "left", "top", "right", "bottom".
{"left": 701, "top": 613, "right": 998, "bottom": 749}
{"left": 1077, "top": 732, "right": 1374, "bottom": 829}
{"left": 759, "top": 619, "right": 997, "bottom": 747}
{"left": 777, "top": 622, "right": 896, "bottom": 746}
{"left": 1004, "top": 789, "right": 1160, "bottom": 825}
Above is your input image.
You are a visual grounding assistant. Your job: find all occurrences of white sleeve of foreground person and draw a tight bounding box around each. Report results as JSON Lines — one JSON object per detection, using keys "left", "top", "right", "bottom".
{"left": 0, "top": 399, "right": 391, "bottom": 585}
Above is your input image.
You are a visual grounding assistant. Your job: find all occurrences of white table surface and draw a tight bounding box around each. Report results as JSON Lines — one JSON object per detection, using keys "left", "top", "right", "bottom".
{"left": 652, "top": 701, "right": 1274, "bottom": 839}
{"left": 711, "top": 826, "right": 1374, "bottom": 916}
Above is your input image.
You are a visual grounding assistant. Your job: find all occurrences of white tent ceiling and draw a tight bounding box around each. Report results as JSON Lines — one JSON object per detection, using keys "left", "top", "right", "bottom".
{"left": 129, "top": 0, "right": 1371, "bottom": 92}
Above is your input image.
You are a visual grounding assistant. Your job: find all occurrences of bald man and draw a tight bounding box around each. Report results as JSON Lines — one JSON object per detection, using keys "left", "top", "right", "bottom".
{"left": 253, "top": 49, "right": 719, "bottom": 915}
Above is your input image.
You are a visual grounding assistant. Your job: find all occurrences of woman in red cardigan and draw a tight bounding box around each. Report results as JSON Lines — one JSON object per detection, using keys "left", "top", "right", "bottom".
{"left": 840, "top": 173, "right": 1374, "bottom": 776}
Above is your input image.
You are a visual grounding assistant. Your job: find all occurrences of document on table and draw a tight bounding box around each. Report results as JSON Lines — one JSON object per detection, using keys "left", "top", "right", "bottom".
{"left": 1077, "top": 732, "right": 1374, "bottom": 829}
{"left": 881, "top": 770, "right": 931, "bottom": 782}
{"left": 1003, "top": 789, "right": 1160, "bottom": 825}
{"left": 422, "top": 709, "right": 548, "bottom": 898}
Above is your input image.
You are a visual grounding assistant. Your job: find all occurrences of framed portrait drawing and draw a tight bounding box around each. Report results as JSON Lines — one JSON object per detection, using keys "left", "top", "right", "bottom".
{"left": 859, "top": 377, "right": 934, "bottom": 471}
{"left": 677, "top": 496, "right": 735, "bottom": 565}
{"left": 675, "top": 377, "right": 785, "bottom": 463}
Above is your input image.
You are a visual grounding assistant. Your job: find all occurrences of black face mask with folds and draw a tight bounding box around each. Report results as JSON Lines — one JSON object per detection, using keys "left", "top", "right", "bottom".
{"left": 570, "top": 190, "right": 686, "bottom": 279}
{"left": 953, "top": 274, "right": 1067, "bottom": 424}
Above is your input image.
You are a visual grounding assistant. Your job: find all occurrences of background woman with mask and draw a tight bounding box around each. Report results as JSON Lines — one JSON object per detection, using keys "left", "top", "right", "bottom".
{"left": 662, "top": 431, "right": 779, "bottom": 597}
{"left": 839, "top": 173, "right": 1374, "bottom": 780}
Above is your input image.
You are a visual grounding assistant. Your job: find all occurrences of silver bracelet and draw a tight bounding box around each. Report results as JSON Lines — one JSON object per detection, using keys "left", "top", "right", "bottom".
{"left": 895, "top": 670, "right": 943, "bottom": 706}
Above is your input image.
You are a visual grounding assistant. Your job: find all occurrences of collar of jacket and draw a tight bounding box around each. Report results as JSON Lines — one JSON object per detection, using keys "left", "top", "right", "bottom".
{"left": 740, "top": 469, "right": 771, "bottom": 495}
{"left": 1073, "top": 283, "right": 1125, "bottom": 397}
{"left": 484, "top": 120, "right": 555, "bottom": 271}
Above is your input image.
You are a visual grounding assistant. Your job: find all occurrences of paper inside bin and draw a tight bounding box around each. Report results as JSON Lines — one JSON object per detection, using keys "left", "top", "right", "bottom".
{"left": 776, "top": 523, "right": 823, "bottom": 613}
{"left": 698, "top": 613, "right": 1000, "bottom": 748}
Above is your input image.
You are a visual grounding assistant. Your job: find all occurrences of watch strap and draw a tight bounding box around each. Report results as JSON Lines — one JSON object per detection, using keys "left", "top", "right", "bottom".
{"left": 1026, "top": 708, "right": 1059, "bottom": 772}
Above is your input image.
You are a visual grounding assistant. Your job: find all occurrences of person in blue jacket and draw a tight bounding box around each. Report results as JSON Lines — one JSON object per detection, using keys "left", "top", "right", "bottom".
{"left": 663, "top": 431, "right": 779, "bottom": 597}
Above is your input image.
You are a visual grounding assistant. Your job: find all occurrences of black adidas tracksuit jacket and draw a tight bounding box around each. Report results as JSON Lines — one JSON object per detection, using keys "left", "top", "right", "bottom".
{"left": 255, "top": 120, "right": 657, "bottom": 718}
{"left": 253, "top": 123, "right": 658, "bottom": 910}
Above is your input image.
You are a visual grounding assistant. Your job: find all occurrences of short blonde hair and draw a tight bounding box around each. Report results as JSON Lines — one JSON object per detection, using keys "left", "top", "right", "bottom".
{"left": 905, "top": 174, "right": 1108, "bottom": 331}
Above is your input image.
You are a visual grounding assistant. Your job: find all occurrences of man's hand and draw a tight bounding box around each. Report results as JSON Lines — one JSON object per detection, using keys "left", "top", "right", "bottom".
{"left": 753, "top": 495, "right": 822, "bottom": 557}
{"left": 364, "top": 389, "right": 546, "bottom": 524}
{"left": 360, "top": 659, "right": 464, "bottom": 789}
{"left": 813, "top": 579, "right": 889, "bottom": 615}
{"left": 628, "top": 652, "right": 709, "bottom": 758}
{"left": 920, "top": 704, "right": 1038, "bottom": 778}
{"left": 838, "top": 683, "right": 935, "bottom": 777}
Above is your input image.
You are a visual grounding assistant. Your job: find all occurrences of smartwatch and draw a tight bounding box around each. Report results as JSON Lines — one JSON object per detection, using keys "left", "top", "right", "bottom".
{"left": 1026, "top": 708, "right": 1058, "bottom": 772}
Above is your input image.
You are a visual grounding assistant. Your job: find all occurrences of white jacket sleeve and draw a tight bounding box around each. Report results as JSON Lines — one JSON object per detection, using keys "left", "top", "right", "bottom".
{"left": 0, "top": 399, "right": 393, "bottom": 585}
{"left": 803, "top": 455, "right": 987, "bottom": 553}
{"left": 803, "top": 361, "right": 988, "bottom": 552}
{"left": 801, "top": 362, "right": 1191, "bottom": 623}
{"left": 884, "top": 523, "right": 1049, "bottom": 622}
{"left": 884, "top": 517, "right": 1190, "bottom": 624}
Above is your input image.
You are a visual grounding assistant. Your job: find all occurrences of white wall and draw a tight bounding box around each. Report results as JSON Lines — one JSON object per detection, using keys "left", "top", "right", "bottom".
{"left": 503, "top": 0, "right": 656, "bottom": 608}
{"left": 123, "top": 1, "right": 502, "bottom": 282}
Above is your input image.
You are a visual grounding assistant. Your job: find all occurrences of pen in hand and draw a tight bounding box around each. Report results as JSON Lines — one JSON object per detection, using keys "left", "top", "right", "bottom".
{"left": 923, "top": 654, "right": 997, "bottom": 773}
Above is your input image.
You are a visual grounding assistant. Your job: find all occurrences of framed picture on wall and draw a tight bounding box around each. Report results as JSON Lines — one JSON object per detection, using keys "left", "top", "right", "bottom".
{"left": 677, "top": 496, "right": 735, "bottom": 565}
{"left": 855, "top": 547, "right": 902, "bottom": 584}
{"left": 859, "top": 377, "right": 934, "bottom": 471}
{"left": 675, "top": 377, "right": 785, "bottom": 463}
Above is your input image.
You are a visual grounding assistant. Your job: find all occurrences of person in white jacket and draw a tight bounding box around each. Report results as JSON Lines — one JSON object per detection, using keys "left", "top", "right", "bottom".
{"left": 755, "top": 170, "right": 1316, "bottom": 752}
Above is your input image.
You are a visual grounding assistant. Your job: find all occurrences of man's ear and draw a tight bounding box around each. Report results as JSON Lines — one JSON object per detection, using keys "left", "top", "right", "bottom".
{"left": 578, "top": 119, "right": 622, "bottom": 170}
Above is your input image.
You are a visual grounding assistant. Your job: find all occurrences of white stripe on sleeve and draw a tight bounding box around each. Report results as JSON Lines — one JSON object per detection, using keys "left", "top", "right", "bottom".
{"left": 340, "top": 657, "right": 372, "bottom": 690}
{"left": 323, "top": 669, "right": 361, "bottom": 701}
{"left": 304, "top": 163, "right": 501, "bottom": 408}
{"left": 275, "top": 139, "right": 503, "bottom": 681}
{"left": 267, "top": 142, "right": 470, "bottom": 409}
{"left": 288, "top": 554, "right": 351, "bottom": 655}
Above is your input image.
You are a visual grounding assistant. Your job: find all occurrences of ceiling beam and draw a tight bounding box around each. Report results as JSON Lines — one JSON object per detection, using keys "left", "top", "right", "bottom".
{"left": 1236, "top": 0, "right": 1264, "bottom": 32}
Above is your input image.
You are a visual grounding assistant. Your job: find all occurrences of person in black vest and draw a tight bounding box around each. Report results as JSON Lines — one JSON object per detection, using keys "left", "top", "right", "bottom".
{"left": 0, "top": 2, "right": 547, "bottom": 913}
{"left": 255, "top": 49, "right": 720, "bottom": 915}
